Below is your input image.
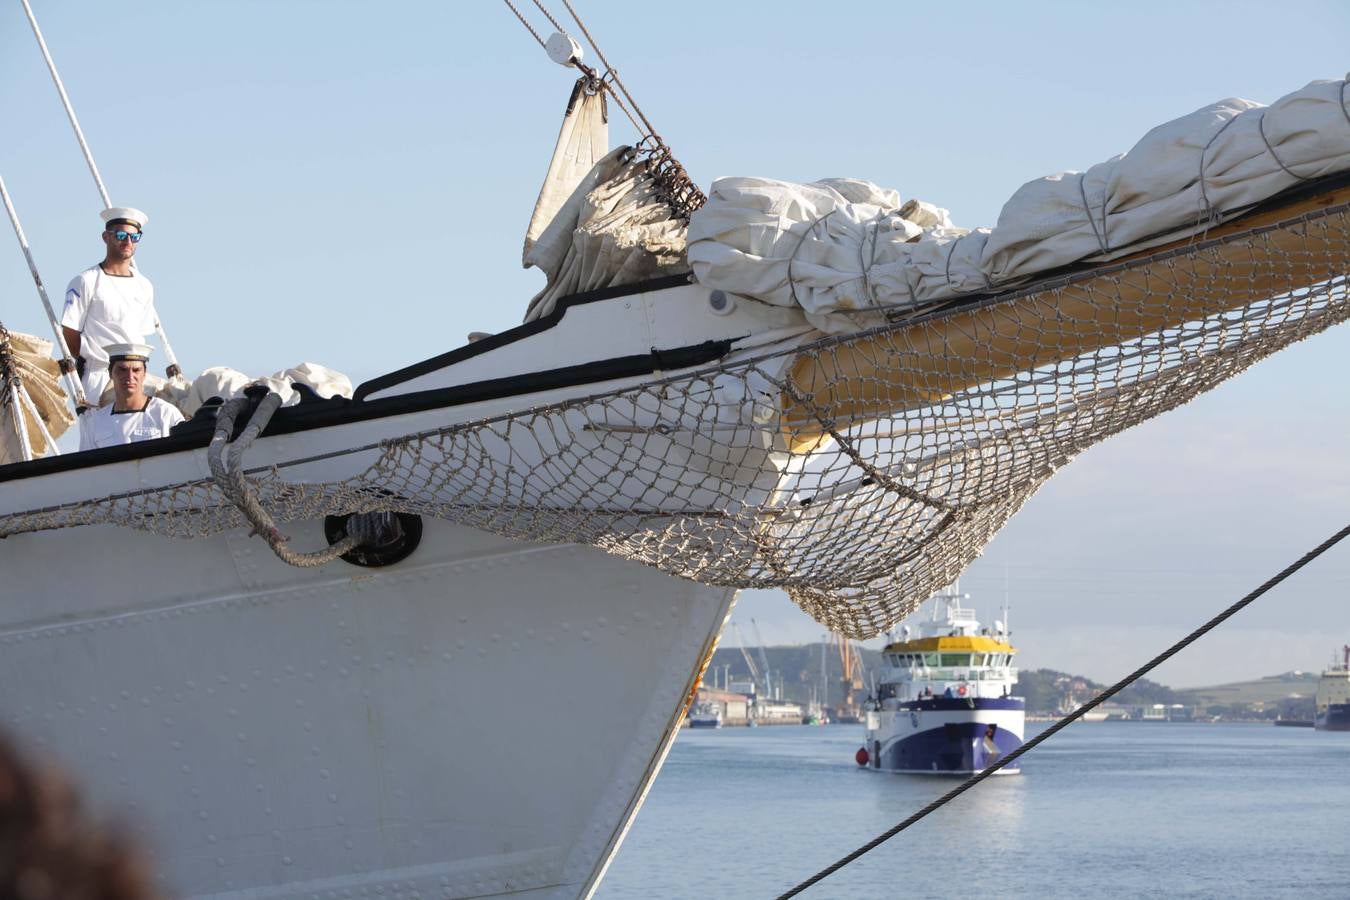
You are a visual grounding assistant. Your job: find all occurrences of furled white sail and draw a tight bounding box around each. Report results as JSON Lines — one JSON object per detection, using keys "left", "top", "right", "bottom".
{"left": 0, "top": 329, "right": 74, "bottom": 463}
{"left": 688, "top": 78, "right": 1350, "bottom": 333}
{"left": 161, "top": 362, "right": 354, "bottom": 417}
{"left": 523, "top": 145, "right": 689, "bottom": 321}
{"left": 523, "top": 76, "right": 610, "bottom": 264}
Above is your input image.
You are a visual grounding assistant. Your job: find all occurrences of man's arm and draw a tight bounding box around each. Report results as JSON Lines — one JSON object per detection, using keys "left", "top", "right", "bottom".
{"left": 60, "top": 276, "right": 86, "bottom": 365}
{"left": 62, "top": 326, "right": 82, "bottom": 361}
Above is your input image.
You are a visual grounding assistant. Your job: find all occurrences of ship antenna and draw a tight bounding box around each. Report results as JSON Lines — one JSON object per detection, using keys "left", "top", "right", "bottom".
{"left": 1002, "top": 564, "right": 1011, "bottom": 635}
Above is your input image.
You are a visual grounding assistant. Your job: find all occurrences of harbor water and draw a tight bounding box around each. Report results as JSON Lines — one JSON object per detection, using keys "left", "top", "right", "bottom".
{"left": 596, "top": 722, "right": 1350, "bottom": 898}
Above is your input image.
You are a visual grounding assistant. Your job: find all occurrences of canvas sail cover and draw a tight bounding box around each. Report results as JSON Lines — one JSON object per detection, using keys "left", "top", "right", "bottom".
{"left": 168, "top": 363, "right": 353, "bottom": 416}
{"left": 688, "top": 78, "right": 1350, "bottom": 332}
{"left": 521, "top": 80, "right": 692, "bottom": 321}
{"left": 523, "top": 76, "right": 610, "bottom": 264}
{"left": 0, "top": 329, "right": 75, "bottom": 464}
{"left": 522, "top": 145, "right": 690, "bottom": 321}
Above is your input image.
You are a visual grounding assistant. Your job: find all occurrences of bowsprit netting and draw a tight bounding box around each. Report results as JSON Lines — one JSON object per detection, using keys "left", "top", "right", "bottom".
{"left": 2, "top": 201, "right": 1347, "bottom": 638}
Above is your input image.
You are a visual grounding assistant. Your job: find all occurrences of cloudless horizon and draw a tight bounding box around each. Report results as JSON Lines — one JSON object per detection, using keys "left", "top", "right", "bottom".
{"left": 2, "top": 2, "right": 1347, "bottom": 688}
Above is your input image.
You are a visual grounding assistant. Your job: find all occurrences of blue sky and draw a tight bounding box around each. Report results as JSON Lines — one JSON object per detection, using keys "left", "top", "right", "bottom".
{"left": 2, "top": 2, "right": 1348, "bottom": 686}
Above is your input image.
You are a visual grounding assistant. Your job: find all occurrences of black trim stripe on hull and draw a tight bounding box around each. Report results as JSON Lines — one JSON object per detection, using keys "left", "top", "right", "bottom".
{"left": 0, "top": 336, "right": 733, "bottom": 484}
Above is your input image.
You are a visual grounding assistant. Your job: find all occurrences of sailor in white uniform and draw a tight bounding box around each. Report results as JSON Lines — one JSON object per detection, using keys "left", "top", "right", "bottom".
{"left": 61, "top": 207, "right": 173, "bottom": 407}
{"left": 78, "top": 343, "right": 185, "bottom": 452}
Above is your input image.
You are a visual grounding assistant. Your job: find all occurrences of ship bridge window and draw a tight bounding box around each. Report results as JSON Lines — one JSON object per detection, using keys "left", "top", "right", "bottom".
{"left": 940, "top": 653, "right": 971, "bottom": 667}
{"left": 923, "top": 652, "right": 939, "bottom": 667}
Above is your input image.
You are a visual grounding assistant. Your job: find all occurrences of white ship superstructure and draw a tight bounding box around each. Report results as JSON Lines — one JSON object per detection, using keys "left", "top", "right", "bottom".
{"left": 862, "top": 587, "right": 1025, "bottom": 774}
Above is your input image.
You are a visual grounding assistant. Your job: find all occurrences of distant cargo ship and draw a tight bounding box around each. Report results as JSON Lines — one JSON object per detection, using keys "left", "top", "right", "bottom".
{"left": 859, "top": 586, "right": 1024, "bottom": 774}
{"left": 1314, "top": 645, "right": 1350, "bottom": 732}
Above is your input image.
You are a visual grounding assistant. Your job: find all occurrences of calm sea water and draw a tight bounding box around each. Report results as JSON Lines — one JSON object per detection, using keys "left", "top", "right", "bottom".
{"left": 596, "top": 722, "right": 1350, "bottom": 899}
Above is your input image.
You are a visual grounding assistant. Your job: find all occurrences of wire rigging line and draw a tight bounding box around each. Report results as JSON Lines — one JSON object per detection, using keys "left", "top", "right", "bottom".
{"left": 558, "top": 0, "right": 658, "bottom": 140}
{"left": 496, "top": 0, "right": 705, "bottom": 217}
{"left": 498, "top": 0, "right": 645, "bottom": 136}
{"left": 528, "top": 0, "right": 567, "bottom": 37}
{"left": 774, "top": 519, "right": 1350, "bottom": 899}
{"left": 500, "top": 0, "right": 547, "bottom": 49}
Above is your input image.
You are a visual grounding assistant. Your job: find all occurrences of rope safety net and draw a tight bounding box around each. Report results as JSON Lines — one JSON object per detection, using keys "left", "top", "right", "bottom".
{"left": 1, "top": 201, "right": 1346, "bottom": 639}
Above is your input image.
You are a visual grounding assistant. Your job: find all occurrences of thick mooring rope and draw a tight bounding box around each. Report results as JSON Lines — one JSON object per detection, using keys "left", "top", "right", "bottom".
{"left": 207, "top": 393, "right": 362, "bottom": 568}
{"left": 774, "top": 520, "right": 1350, "bottom": 899}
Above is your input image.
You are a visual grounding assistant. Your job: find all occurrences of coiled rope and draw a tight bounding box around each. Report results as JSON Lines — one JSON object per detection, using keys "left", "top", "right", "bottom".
{"left": 775, "top": 520, "right": 1350, "bottom": 899}
{"left": 208, "top": 392, "right": 364, "bottom": 568}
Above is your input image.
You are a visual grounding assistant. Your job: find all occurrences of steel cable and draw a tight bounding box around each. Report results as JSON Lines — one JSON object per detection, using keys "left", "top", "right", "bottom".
{"left": 774, "top": 519, "right": 1350, "bottom": 899}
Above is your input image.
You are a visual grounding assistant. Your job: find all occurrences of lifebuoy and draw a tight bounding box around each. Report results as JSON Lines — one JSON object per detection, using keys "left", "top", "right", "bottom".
{"left": 957, "top": 684, "right": 968, "bottom": 697}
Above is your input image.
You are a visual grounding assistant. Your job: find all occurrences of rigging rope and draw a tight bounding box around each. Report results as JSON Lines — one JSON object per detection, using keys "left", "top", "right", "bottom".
{"left": 528, "top": 0, "right": 568, "bottom": 37}
{"left": 498, "top": 0, "right": 706, "bottom": 217}
{"left": 500, "top": 0, "right": 548, "bottom": 49}
{"left": 773, "top": 519, "right": 1350, "bottom": 899}
{"left": 498, "top": 2, "right": 646, "bottom": 139}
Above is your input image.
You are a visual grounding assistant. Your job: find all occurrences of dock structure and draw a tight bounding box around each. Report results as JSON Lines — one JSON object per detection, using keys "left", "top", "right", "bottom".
{"left": 690, "top": 686, "right": 806, "bottom": 726}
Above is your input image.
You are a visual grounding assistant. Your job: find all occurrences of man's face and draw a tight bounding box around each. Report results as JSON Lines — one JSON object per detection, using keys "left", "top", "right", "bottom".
{"left": 102, "top": 223, "right": 142, "bottom": 261}
{"left": 111, "top": 360, "right": 146, "bottom": 397}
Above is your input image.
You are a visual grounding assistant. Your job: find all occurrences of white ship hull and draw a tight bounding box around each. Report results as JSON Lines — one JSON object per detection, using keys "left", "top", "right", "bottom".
{"left": 0, "top": 517, "right": 735, "bottom": 897}
{"left": 0, "top": 281, "right": 810, "bottom": 897}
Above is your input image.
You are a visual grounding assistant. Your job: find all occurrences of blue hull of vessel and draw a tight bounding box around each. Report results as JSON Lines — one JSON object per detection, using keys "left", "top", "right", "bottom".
{"left": 1315, "top": 703, "right": 1350, "bottom": 731}
{"left": 878, "top": 721, "right": 1023, "bottom": 774}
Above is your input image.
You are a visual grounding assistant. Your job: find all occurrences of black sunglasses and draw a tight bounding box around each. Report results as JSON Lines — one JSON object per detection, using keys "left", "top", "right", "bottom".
{"left": 109, "top": 230, "right": 142, "bottom": 243}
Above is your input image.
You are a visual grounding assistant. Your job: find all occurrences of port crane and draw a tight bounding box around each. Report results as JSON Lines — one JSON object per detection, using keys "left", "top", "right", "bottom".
{"left": 832, "top": 633, "right": 864, "bottom": 722}
{"left": 750, "top": 619, "right": 775, "bottom": 700}
{"left": 729, "top": 620, "right": 768, "bottom": 700}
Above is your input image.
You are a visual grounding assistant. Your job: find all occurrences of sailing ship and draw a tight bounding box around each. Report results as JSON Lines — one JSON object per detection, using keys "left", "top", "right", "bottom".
{"left": 860, "top": 586, "right": 1024, "bottom": 774}
{"left": 1314, "top": 646, "right": 1350, "bottom": 732}
{"left": 0, "top": 4, "right": 1348, "bottom": 898}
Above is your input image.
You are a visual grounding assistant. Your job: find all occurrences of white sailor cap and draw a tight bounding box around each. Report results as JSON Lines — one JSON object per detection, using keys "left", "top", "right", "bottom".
{"left": 103, "top": 342, "right": 154, "bottom": 363}
{"left": 100, "top": 207, "right": 149, "bottom": 230}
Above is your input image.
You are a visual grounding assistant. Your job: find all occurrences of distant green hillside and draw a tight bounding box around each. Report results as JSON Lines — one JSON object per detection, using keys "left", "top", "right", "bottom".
{"left": 1173, "top": 671, "right": 1318, "bottom": 719}
{"left": 709, "top": 643, "right": 1315, "bottom": 718}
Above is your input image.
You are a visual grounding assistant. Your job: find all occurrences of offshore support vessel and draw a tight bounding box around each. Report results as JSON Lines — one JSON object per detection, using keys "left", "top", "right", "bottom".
{"left": 861, "top": 587, "right": 1024, "bottom": 774}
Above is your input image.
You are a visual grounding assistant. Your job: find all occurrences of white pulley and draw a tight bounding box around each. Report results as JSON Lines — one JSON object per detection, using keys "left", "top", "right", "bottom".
{"left": 545, "top": 32, "right": 583, "bottom": 67}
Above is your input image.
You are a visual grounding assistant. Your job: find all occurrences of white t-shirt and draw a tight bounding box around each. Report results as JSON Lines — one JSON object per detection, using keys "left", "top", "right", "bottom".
{"left": 78, "top": 396, "right": 185, "bottom": 451}
{"left": 61, "top": 264, "right": 158, "bottom": 371}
